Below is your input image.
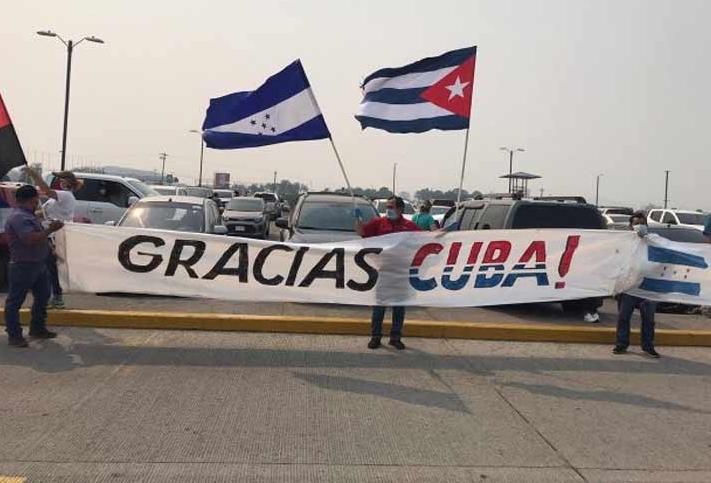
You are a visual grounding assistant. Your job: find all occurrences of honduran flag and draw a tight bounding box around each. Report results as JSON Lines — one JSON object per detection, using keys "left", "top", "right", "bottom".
{"left": 202, "top": 60, "right": 331, "bottom": 150}
{"left": 0, "top": 94, "right": 27, "bottom": 178}
{"left": 356, "top": 47, "right": 476, "bottom": 134}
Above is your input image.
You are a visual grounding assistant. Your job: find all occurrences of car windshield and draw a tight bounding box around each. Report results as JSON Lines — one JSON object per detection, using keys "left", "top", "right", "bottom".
{"left": 120, "top": 202, "right": 205, "bottom": 233}
{"left": 297, "top": 200, "right": 377, "bottom": 231}
{"left": 430, "top": 206, "right": 450, "bottom": 215}
{"left": 650, "top": 227, "right": 707, "bottom": 243}
{"left": 255, "top": 193, "right": 277, "bottom": 202}
{"left": 214, "top": 190, "right": 233, "bottom": 199}
{"left": 676, "top": 213, "right": 706, "bottom": 225}
{"left": 227, "top": 198, "right": 263, "bottom": 212}
{"left": 127, "top": 179, "right": 159, "bottom": 197}
{"left": 153, "top": 186, "right": 176, "bottom": 195}
{"left": 185, "top": 187, "right": 212, "bottom": 198}
{"left": 604, "top": 208, "right": 633, "bottom": 215}
{"left": 375, "top": 201, "right": 387, "bottom": 213}
{"left": 512, "top": 205, "right": 605, "bottom": 229}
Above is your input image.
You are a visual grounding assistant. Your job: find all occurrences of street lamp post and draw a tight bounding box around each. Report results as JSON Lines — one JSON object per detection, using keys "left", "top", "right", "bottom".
{"left": 499, "top": 146, "right": 525, "bottom": 193}
{"left": 189, "top": 130, "right": 205, "bottom": 186}
{"left": 664, "top": 170, "right": 670, "bottom": 209}
{"left": 37, "top": 30, "right": 104, "bottom": 171}
{"left": 595, "top": 173, "right": 603, "bottom": 207}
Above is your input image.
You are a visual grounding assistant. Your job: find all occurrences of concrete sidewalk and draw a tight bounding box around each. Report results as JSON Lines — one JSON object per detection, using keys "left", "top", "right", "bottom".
{"left": 1, "top": 329, "right": 710, "bottom": 482}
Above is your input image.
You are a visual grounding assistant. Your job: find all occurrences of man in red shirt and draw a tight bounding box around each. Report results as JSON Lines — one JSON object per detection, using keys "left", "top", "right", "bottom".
{"left": 356, "top": 196, "right": 419, "bottom": 350}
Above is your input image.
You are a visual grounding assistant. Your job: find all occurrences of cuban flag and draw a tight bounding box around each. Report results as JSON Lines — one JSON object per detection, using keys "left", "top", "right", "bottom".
{"left": 202, "top": 60, "right": 331, "bottom": 149}
{"left": 356, "top": 47, "right": 476, "bottom": 134}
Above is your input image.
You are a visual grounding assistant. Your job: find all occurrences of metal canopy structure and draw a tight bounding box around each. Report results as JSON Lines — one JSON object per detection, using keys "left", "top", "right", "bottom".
{"left": 499, "top": 171, "right": 541, "bottom": 196}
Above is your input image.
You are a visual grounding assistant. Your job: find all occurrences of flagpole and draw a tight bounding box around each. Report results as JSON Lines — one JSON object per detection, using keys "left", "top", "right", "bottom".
{"left": 327, "top": 136, "right": 355, "bottom": 198}
{"left": 456, "top": 127, "right": 470, "bottom": 207}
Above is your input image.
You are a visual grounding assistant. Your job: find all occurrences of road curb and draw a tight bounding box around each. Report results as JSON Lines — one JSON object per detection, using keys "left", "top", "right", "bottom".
{"left": 9, "top": 309, "right": 711, "bottom": 346}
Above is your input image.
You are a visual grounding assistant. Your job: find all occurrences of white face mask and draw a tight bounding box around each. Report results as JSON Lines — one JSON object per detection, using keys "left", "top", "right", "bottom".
{"left": 633, "top": 224, "right": 648, "bottom": 237}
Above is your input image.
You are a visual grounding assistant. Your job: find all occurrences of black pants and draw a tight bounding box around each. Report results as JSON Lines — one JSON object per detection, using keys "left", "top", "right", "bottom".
{"left": 371, "top": 306, "right": 405, "bottom": 341}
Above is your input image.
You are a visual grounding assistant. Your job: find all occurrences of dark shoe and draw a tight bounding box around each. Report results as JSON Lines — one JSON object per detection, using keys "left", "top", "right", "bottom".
{"left": 367, "top": 338, "right": 381, "bottom": 350}
{"left": 612, "top": 345, "right": 627, "bottom": 355}
{"left": 388, "top": 339, "right": 406, "bottom": 350}
{"left": 8, "top": 337, "right": 29, "bottom": 348}
{"left": 643, "top": 348, "right": 660, "bottom": 358}
{"left": 29, "top": 330, "right": 57, "bottom": 340}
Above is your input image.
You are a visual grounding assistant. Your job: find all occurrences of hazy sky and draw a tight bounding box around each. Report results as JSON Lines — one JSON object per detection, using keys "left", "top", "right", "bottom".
{"left": 2, "top": 0, "right": 709, "bottom": 209}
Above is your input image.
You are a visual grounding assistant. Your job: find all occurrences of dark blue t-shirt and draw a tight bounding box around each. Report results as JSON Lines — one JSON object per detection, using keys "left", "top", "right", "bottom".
{"left": 4, "top": 207, "right": 48, "bottom": 263}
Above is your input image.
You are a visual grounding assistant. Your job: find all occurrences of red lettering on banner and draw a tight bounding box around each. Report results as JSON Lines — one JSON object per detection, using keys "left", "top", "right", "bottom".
{"left": 446, "top": 242, "right": 462, "bottom": 265}
{"left": 411, "top": 243, "right": 444, "bottom": 267}
{"left": 482, "top": 241, "right": 511, "bottom": 264}
{"left": 518, "top": 241, "right": 547, "bottom": 264}
{"left": 467, "top": 242, "right": 483, "bottom": 264}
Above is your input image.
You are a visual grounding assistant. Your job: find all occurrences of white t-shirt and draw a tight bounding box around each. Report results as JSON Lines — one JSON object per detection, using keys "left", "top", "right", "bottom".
{"left": 43, "top": 190, "right": 76, "bottom": 222}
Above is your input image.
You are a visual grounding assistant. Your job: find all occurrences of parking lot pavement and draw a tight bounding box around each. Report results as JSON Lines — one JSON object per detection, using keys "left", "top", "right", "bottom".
{"left": 0, "top": 330, "right": 709, "bottom": 482}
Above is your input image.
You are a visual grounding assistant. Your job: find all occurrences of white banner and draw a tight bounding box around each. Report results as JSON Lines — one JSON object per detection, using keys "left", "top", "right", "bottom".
{"left": 55, "top": 224, "right": 711, "bottom": 307}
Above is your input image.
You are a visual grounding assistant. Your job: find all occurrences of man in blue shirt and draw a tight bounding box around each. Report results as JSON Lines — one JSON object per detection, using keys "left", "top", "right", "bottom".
{"left": 4, "top": 185, "right": 64, "bottom": 347}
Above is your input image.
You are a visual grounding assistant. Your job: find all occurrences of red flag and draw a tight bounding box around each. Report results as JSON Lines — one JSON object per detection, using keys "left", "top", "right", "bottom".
{"left": 0, "top": 93, "right": 27, "bottom": 178}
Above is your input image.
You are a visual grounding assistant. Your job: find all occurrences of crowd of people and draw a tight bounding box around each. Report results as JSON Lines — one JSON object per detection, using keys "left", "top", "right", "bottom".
{"left": 4, "top": 172, "right": 711, "bottom": 355}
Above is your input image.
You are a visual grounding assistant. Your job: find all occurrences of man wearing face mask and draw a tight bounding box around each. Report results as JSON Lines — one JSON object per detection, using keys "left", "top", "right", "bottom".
{"left": 4, "top": 185, "right": 64, "bottom": 347}
{"left": 356, "top": 196, "right": 419, "bottom": 350}
{"left": 613, "top": 212, "right": 659, "bottom": 358}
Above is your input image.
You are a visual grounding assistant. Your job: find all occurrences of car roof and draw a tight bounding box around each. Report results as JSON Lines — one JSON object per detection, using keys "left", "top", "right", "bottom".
{"left": 136, "top": 195, "right": 207, "bottom": 205}
{"left": 72, "top": 172, "right": 142, "bottom": 183}
{"left": 227, "top": 196, "right": 262, "bottom": 202}
{"left": 461, "top": 199, "right": 598, "bottom": 209}
{"left": 302, "top": 192, "right": 373, "bottom": 204}
{"left": 669, "top": 209, "right": 703, "bottom": 214}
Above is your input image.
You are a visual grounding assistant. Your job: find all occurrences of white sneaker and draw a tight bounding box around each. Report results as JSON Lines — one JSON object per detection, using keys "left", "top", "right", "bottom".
{"left": 583, "top": 312, "right": 600, "bottom": 323}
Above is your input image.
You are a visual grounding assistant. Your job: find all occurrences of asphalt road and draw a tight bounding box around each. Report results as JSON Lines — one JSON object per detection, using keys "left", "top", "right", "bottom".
{"left": 0, "top": 330, "right": 709, "bottom": 482}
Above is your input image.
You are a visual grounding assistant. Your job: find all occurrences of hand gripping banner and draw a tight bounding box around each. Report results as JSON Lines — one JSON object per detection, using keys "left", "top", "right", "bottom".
{"left": 55, "top": 224, "right": 711, "bottom": 308}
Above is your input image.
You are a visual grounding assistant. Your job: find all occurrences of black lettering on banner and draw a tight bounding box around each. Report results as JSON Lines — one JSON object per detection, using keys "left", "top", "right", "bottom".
{"left": 202, "top": 242, "right": 249, "bottom": 282}
{"left": 285, "top": 247, "right": 309, "bottom": 286}
{"left": 298, "top": 248, "right": 345, "bottom": 288}
{"left": 347, "top": 248, "right": 382, "bottom": 291}
{"left": 117, "top": 235, "right": 165, "bottom": 273}
{"left": 253, "top": 244, "right": 293, "bottom": 286}
{"left": 165, "top": 239, "right": 206, "bottom": 278}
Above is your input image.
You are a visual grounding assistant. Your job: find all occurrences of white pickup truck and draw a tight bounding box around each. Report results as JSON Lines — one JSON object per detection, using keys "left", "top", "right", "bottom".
{"left": 45, "top": 172, "right": 159, "bottom": 224}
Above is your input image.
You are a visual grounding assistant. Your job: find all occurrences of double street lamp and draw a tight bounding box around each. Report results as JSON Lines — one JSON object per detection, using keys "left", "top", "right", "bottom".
{"left": 189, "top": 130, "right": 205, "bottom": 187}
{"left": 37, "top": 30, "right": 104, "bottom": 171}
{"left": 500, "top": 146, "right": 525, "bottom": 193}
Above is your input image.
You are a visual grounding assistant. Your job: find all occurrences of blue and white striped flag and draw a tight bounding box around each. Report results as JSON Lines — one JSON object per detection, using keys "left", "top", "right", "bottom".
{"left": 356, "top": 47, "right": 476, "bottom": 134}
{"left": 202, "top": 60, "right": 331, "bottom": 149}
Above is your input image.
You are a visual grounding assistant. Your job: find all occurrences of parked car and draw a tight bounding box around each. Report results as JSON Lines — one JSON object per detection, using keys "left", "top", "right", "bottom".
{"left": 276, "top": 192, "right": 378, "bottom": 243}
{"left": 113, "top": 196, "right": 227, "bottom": 234}
{"left": 184, "top": 186, "right": 214, "bottom": 199}
{"left": 374, "top": 198, "right": 415, "bottom": 220}
{"left": 430, "top": 204, "right": 450, "bottom": 226}
{"left": 604, "top": 213, "right": 631, "bottom": 230}
{"left": 213, "top": 189, "right": 235, "bottom": 209}
{"left": 222, "top": 197, "right": 269, "bottom": 238}
{"left": 150, "top": 185, "right": 189, "bottom": 196}
{"left": 599, "top": 206, "right": 634, "bottom": 216}
{"left": 46, "top": 172, "right": 160, "bottom": 225}
{"left": 254, "top": 192, "right": 282, "bottom": 220}
{"left": 444, "top": 199, "right": 607, "bottom": 316}
{"left": 647, "top": 209, "right": 706, "bottom": 231}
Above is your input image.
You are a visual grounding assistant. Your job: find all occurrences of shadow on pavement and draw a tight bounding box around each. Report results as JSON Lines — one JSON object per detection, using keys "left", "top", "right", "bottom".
{"left": 292, "top": 372, "right": 471, "bottom": 413}
{"left": 501, "top": 381, "right": 711, "bottom": 415}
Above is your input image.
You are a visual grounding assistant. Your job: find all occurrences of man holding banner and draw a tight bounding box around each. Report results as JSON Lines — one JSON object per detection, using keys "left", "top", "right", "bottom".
{"left": 357, "top": 196, "right": 419, "bottom": 350}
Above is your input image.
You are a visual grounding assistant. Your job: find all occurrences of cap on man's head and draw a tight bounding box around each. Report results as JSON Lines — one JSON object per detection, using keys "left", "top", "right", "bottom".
{"left": 15, "top": 184, "right": 39, "bottom": 202}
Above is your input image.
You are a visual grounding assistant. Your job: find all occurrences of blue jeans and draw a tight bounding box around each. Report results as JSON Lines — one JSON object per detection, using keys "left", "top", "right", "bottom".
{"left": 4, "top": 262, "right": 50, "bottom": 339}
{"left": 371, "top": 306, "right": 405, "bottom": 341}
{"left": 616, "top": 294, "right": 656, "bottom": 350}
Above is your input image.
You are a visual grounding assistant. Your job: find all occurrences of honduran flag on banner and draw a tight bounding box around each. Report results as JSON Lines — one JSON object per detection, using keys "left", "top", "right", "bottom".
{"left": 202, "top": 60, "right": 331, "bottom": 149}
{"left": 356, "top": 46, "right": 476, "bottom": 134}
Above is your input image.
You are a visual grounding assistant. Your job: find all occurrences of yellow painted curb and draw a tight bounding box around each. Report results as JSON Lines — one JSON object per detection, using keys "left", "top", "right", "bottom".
{"left": 7, "top": 309, "right": 711, "bottom": 346}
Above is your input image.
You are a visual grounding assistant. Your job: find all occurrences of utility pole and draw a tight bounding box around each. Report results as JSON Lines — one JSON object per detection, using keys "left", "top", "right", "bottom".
{"left": 595, "top": 173, "right": 603, "bottom": 207}
{"left": 663, "top": 170, "right": 670, "bottom": 209}
{"left": 273, "top": 171, "right": 277, "bottom": 193}
{"left": 499, "top": 147, "right": 525, "bottom": 194}
{"left": 392, "top": 162, "right": 397, "bottom": 196}
{"left": 539, "top": 188, "right": 545, "bottom": 198}
{"left": 159, "top": 152, "right": 168, "bottom": 185}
